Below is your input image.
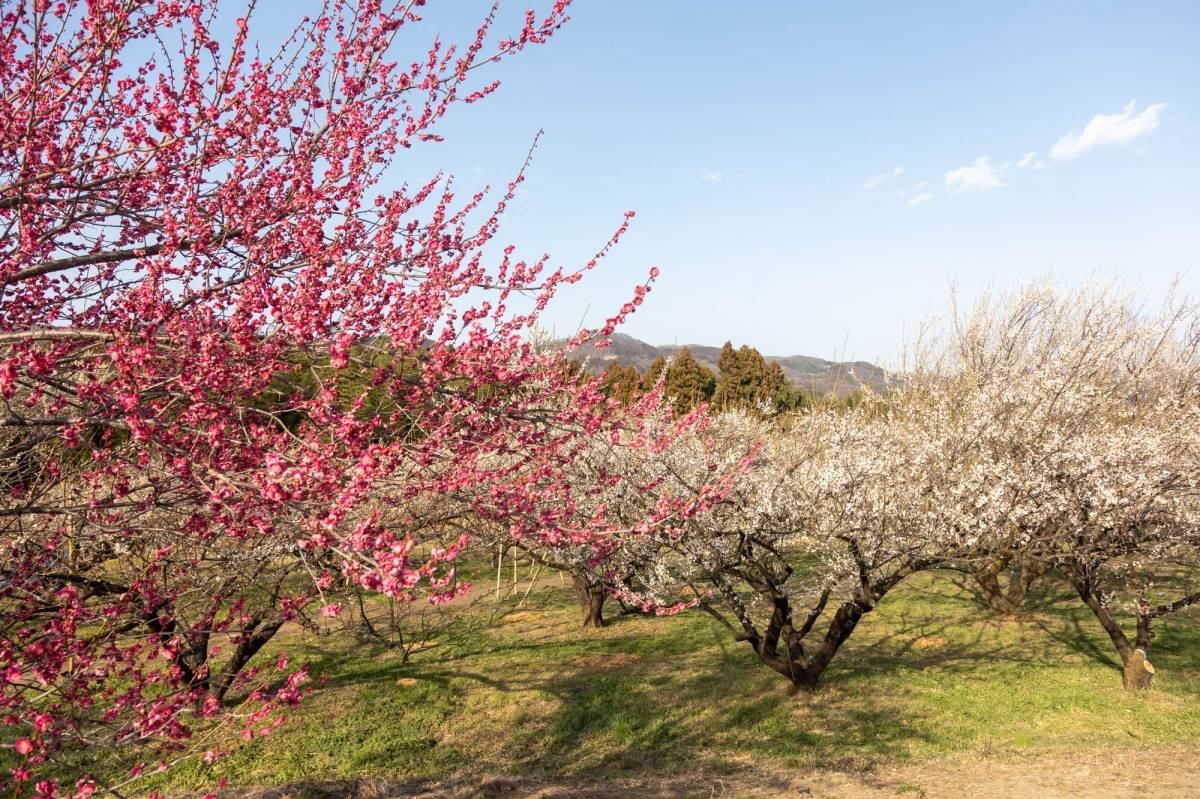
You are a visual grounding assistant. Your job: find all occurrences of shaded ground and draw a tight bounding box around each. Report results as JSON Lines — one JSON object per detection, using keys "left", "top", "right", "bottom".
{"left": 153, "top": 571, "right": 1200, "bottom": 797}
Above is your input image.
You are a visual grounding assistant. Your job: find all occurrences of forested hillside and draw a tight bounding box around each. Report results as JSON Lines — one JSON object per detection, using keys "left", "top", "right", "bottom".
{"left": 569, "top": 332, "right": 885, "bottom": 398}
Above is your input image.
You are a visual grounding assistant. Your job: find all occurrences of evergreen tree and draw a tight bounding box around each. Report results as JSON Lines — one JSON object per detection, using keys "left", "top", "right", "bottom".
{"left": 601, "top": 363, "right": 644, "bottom": 405}
{"left": 763, "top": 361, "right": 786, "bottom": 402}
{"left": 738, "top": 345, "right": 769, "bottom": 403}
{"left": 777, "top": 383, "right": 812, "bottom": 413}
{"left": 713, "top": 342, "right": 740, "bottom": 410}
{"left": 717, "top": 341, "right": 739, "bottom": 377}
{"left": 642, "top": 355, "right": 667, "bottom": 392}
{"left": 587, "top": 340, "right": 812, "bottom": 418}
{"left": 665, "top": 347, "right": 716, "bottom": 414}
{"left": 715, "top": 343, "right": 767, "bottom": 410}
{"left": 712, "top": 342, "right": 806, "bottom": 415}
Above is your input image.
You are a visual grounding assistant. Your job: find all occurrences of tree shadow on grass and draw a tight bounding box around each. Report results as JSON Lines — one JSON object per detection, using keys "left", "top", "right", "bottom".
{"left": 919, "top": 571, "right": 1200, "bottom": 682}
{"left": 208, "top": 575, "right": 1200, "bottom": 797}
{"left": 1029, "top": 608, "right": 1122, "bottom": 670}
{"left": 256, "top": 610, "right": 927, "bottom": 779}
{"left": 313, "top": 579, "right": 1196, "bottom": 775}
{"left": 394, "top": 653, "right": 936, "bottom": 778}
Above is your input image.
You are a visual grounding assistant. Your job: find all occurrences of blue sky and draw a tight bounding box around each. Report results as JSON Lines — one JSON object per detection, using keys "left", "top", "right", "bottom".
{"left": 271, "top": 1, "right": 1200, "bottom": 363}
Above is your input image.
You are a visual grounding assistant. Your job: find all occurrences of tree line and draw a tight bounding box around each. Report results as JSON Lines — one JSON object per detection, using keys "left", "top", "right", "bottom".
{"left": 588, "top": 342, "right": 815, "bottom": 416}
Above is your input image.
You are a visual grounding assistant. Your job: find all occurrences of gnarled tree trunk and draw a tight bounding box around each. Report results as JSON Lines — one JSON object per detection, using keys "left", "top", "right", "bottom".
{"left": 710, "top": 556, "right": 940, "bottom": 692}
{"left": 572, "top": 573, "right": 606, "bottom": 628}
{"left": 1123, "top": 648, "right": 1155, "bottom": 690}
{"left": 970, "top": 556, "right": 1047, "bottom": 616}
{"left": 734, "top": 593, "right": 869, "bottom": 692}
{"left": 1067, "top": 569, "right": 1155, "bottom": 690}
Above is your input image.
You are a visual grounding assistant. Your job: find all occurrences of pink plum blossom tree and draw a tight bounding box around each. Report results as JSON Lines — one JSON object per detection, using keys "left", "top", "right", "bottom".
{"left": 0, "top": 1, "right": 708, "bottom": 792}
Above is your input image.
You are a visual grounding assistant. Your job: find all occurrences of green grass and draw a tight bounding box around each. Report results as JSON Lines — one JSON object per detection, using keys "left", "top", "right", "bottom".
{"left": 153, "top": 571, "right": 1200, "bottom": 792}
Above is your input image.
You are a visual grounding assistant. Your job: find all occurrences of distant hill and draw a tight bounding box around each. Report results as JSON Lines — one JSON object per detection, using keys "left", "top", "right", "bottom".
{"left": 568, "top": 333, "right": 887, "bottom": 398}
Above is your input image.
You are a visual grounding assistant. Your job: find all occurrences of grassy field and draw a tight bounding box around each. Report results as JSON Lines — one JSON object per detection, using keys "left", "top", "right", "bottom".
{"left": 154, "top": 570, "right": 1200, "bottom": 795}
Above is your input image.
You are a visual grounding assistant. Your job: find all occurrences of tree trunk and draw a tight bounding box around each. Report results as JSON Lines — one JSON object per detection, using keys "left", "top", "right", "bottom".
{"left": 1135, "top": 610, "right": 1154, "bottom": 652}
{"left": 1123, "top": 612, "right": 1156, "bottom": 690}
{"left": 797, "top": 600, "right": 866, "bottom": 688}
{"left": 971, "top": 557, "right": 1045, "bottom": 616}
{"left": 211, "top": 616, "right": 287, "bottom": 701}
{"left": 1122, "top": 648, "right": 1155, "bottom": 690}
{"left": 742, "top": 599, "right": 867, "bottom": 692}
{"left": 572, "top": 574, "right": 606, "bottom": 629}
{"left": 973, "top": 561, "right": 1020, "bottom": 615}
{"left": 1066, "top": 570, "right": 1156, "bottom": 689}
{"left": 1070, "top": 574, "right": 1133, "bottom": 661}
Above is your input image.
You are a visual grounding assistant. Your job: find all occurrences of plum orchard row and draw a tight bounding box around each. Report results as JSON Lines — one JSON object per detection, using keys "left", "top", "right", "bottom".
{"left": 513, "top": 282, "right": 1199, "bottom": 694}
{"left": 1, "top": 3, "right": 1195, "bottom": 797}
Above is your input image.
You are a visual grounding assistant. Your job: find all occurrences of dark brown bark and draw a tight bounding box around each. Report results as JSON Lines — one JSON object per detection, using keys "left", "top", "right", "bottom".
{"left": 734, "top": 591, "right": 867, "bottom": 692}
{"left": 572, "top": 573, "right": 606, "bottom": 629}
{"left": 1062, "top": 566, "right": 1192, "bottom": 690}
{"left": 1135, "top": 612, "right": 1154, "bottom": 652}
{"left": 739, "top": 602, "right": 862, "bottom": 691}
{"left": 1066, "top": 568, "right": 1152, "bottom": 689}
{"left": 738, "top": 554, "right": 940, "bottom": 691}
{"left": 40, "top": 569, "right": 292, "bottom": 700}
{"left": 1068, "top": 571, "right": 1135, "bottom": 664}
{"left": 210, "top": 616, "right": 287, "bottom": 701}
{"left": 802, "top": 600, "right": 866, "bottom": 683}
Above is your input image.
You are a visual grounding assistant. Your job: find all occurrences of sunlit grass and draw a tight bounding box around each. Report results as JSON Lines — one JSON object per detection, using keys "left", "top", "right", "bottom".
{"left": 155, "top": 570, "right": 1200, "bottom": 792}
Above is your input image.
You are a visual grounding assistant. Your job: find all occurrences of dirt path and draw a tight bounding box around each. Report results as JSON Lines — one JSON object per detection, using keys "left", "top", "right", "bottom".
{"left": 883, "top": 747, "right": 1200, "bottom": 799}
{"left": 224, "top": 747, "right": 1200, "bottom": 798}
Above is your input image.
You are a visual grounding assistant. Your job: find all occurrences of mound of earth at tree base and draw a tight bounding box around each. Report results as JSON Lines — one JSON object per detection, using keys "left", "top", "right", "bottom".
{"left": 197, "top": 747, "right": 1200, "bottom": 799}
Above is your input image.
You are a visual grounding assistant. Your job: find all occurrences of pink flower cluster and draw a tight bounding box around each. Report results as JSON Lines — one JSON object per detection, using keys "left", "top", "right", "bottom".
{"left": 0, "top": 1, "right": 730, "bottom": 794}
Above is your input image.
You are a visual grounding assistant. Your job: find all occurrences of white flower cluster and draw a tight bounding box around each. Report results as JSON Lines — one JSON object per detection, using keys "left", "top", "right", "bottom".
{"left": 548, "top": 280, "right": 1200, "bottom": 686}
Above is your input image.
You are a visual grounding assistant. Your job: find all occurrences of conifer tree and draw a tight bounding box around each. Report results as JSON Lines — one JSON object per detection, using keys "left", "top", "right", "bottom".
{"left": 763, "top": 361, "right": 786, "bottom": 402}
{"left": 643, "top": 355, "right": 668, "bottom": 392}
{"left": 601, "top": 363, "right": 644, "bottom": 405}
{"left": 665, "top": 348, "right": 716, "bottom": 414}
{"left": 717, "top": 341, "right": 739, "bottom": 378}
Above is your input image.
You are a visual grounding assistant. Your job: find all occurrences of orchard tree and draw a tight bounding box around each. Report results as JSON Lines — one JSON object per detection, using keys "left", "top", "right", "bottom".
{"left": 892, "top": 281, "right": 1200, "bottom": 685}
{"left": 555, "top": 393, "right": 999, "bottom": 691}
{"left": 558, "top": 280, "right": 1200, "bottom": 692}
{"left": 460, "top": 393, "right": 741, "bottom": 629}
{"left": 686, "top": 399, "right": 1013, "bottom": 690}
{"left": 0, "top": 0, "right": 706, "bottom": 792}
{"left": 934, "top": 283, "right": 1200, "bottom": 685}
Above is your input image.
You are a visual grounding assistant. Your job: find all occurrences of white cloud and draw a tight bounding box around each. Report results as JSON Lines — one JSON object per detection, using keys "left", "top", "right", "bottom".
{"left": 1049, "top": 100, "right": 1166, "bottom": 162}
{"left": 898, "top": 181, "right": 931, "bottom": 206}
{"left": 699, "top": 169, "right": 724, "bottom": 183}
{"left": 1016, "top": 151, "right": 1037, "bottom": 168}
{"left": 945, "top": 156, "right": 1005, "bottom": 193}
{"left": 864, "top": 165, "right": 905, "bottom": 189}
